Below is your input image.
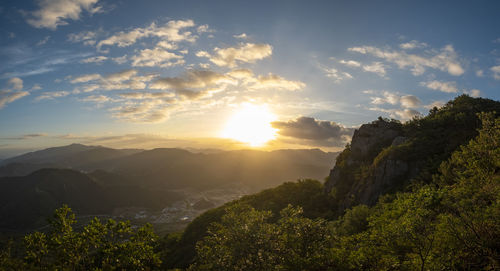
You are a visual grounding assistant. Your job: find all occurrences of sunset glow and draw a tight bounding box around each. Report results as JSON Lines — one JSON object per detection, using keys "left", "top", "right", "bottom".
{"left": 221, "top": 104, "right": 277, "bottom": 147}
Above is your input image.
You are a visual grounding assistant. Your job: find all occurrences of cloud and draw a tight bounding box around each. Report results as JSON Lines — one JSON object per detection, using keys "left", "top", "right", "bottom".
{"left": 36, "top": 36, "right": 50, "bottom": 46}
{"left": 399, "top": 40, "right": 428, "bottom": 50}
{"left": 69, "top": 69, "right": 156, "bottom": 91}
{"left": 26, "top": 0, "right": 101, "bottom": 30}
{"left": 118, "top": 92, "right": 175, "bottom": 99}
{"left": 197, "top": 43, "right": 273, "bottom": 67}
{"left": 2, "top": 133, "right": 48, "bottom": 140}
{"left": 271, "top": 116, "right": 354, "bottom": 147}
{"left": 400, "top": 95, "right": 422, "bottom": 108}
{"left": 196, "top": 24, "right": 212, "bottom": 34}
{"left": 476, "top": 70, "right": 484, "bottom": 77}
{"left": 321, "top": 67, "right": 353, "bottom": 83}
{"left": 233, "top": 33, "right": 248, "bottom": 39}
{"left": 466, "top": 89, "right": 481, "bottom": 98}
{"left": 70, "top": 73, "right": 101, "bottom": 83}
{"left": 31, "top": 84, "right": 42, "bottom": 91}
{"left": 112, "top": 55, "right": 128, "bottom": 64}
{"left": 349, "top": 44, "right": 464, "bottom": 76}
{"left": 36, "top": 91, "right": 70, "bottom": 101}
{"left": 369, "top": 107, "right": 422, "bottom": 120}
{"left": 79, "top": 95, "right": 110, "bottom": 103}
{"left": 491, "top": 65, "right": 500, "bottom": 80}
{"left": 97, "top": 19, "right": 197, "bottom": 50}
{"left": 67, "top": 30, "right": 98, "bottom": 46}
{"left": 131, "top": 47, "right": 184, "bottom": 67}
{"left": 0, "top": 90, "right": 29, "bottom": 109}
{"left": 249, "top": 74, "right": 305, "bottom": 91}
{"left": 423, "top": 100, "right": 445, "bottom": 110}
{"left": 80, "top": 55, "right": 107, "bottom": 63}
{"left": 370, "top": 91, "right": 421, "bottom": 108}
{"left": 7, "top": 77, "right": 23, "bottom": 90}
{"left": 110, "top": 100, "right": 175, "bottom": 123}
{"left": 151, "top": 70, "right": 235, "bottom": 99}
{"left": 362, "top": 62, "right": 387, "bottom": 77}
{"left": 420, "top": 80, "right": 458, "bottom": 93}
{"left": 339, "top": 60, "right": 361, "bottom": 67}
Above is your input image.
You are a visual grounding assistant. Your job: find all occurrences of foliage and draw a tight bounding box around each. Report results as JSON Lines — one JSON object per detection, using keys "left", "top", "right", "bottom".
{"left": 186, "top": 112, "right": 500, "bottom": 270}
{"left": 0, "top": 205, "right": 161, "bottom": 270}
{"left": 190, "top": 204, "right": 336, "bottom": 271}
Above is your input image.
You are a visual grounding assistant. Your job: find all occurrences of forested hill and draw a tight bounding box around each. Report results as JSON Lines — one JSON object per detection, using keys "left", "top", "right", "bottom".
{"left": 1, "top": 95, "right": 499, "bottom": 270}
{"left": 159, "top": 95, "right": 500, "bottom": 270}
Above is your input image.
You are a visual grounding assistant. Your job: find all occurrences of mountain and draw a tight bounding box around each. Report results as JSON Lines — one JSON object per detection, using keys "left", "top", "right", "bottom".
{"left": 158, "top": 95, "right": 500, "bottom": 269}
{"left": 0, "top": 168, "right": 182, "bottom": 230}
{"left": 0, "top": 144, "right": 141, "bottom": 177}
{"left": 324, "top": 95, "right": 500, "bottom": 212}
{"left": 0, "top": 146, "right": 338, "bottom": 192}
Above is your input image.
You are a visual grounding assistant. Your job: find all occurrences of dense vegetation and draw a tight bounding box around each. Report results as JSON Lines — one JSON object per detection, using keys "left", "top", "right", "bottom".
{"left": 0, "top": 206, "right": 160, "bottom": 270}
{"left": 188, "top": 112, "right": 500, "bottom": 270}
{"left": 0, "top": 96, "right": 498, "bottom": 270}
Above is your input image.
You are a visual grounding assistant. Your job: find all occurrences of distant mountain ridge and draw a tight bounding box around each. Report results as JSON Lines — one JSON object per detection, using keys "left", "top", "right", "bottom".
{"left": 0, "top": 146, "right": 339, "bottom": 230}
{"left": 0, "top": 145, "right": 338, "bottom": 191}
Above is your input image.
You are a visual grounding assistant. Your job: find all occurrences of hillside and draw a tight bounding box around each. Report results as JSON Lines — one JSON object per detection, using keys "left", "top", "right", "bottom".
{"left": 0, "top": 147, "right": 338, "bottom": 192}
{"left": 0, "top": 168, "right": 182, "bottom": 230}
{"left": 157, "top": 95, "right": 500, "bottom": 269}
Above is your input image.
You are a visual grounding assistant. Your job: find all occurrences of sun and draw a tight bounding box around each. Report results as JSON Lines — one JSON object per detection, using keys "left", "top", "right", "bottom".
{"left": 221, "top": 103, "right": 278, "bottom": 147}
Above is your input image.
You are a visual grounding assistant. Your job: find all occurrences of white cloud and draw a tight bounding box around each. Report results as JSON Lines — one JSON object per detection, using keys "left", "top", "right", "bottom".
{"left": 400, "top": 95, "right": 422, "bottom": 108}
{"left": 80, "top": 55, "right": 107, "bottom": 63}
{"left": 370, "top": 91, "right": 421, "bottom": 108}
{"left": 69, "top": 70, "right": 156, "bottom": 91}
{"left": 151, "top": 70, "right": 235, "bottom": 99}
{"left": 476, "top": 69, "right": 484, "bottom": 77}
{"left": 7, "top": 77, "right": 23, "bottom": 90}
{"left": 31, "top": 84, "right": 42, "bottom": 91}
{"left": 467, "top": 89, "right": 481, "bottom": 98}
{"left": 491, "top": 65, "right": 500, "bottom": 80}
{"left": 131, "top": 47, "right": 184, "bottom": 68}
{"left": 362, "top": 62, "right": 387, "bottom": 77}
{"left": 349, "top": 44, "right": 464, "bottom": 76}
{"left": 36, "top": 91, "right": 69, "bottom": 101}
{"left": 112, "top": 55, "right": 128, "bottom": 64}
{"left": 321, "top": 67, "right": 353, "bottom": 83}
{"left": 97, "top": 19, "right": 197, "bottom": 50}
{"left": 0, "top": 90, "right": 29, "bottom": 109}
{"left": 197, "top": 43, "right": 273, "bottom": 67}
{"left": 80, "top": 95, "right": 110, "bottom": 103}
{"left": 68, "top": 30, "right": 98, "bottom": 46}
{"left": 27, "top": 0, "right": 101, "bottom": 30}
{"left": 118, "top": 92, "right": 175, "bottom": 99}
{"left": 70, "top": 73, "right": 101, "bottom": 83}
{"left": 233, "top": 33, "right": 247, "bottom": 39}
{"left": 339, "top": 60, "right": 361, "bottom": 67}
{"left": 399, "top": 40, "right": 428, "bottom": 50}
{"left": 420, "top": 80, "right": 458, "bottom": 93}
{"left": 110, "top": 100, "right": 174, "bottom": 123}
{"left": 369, "top": 106, "right": 421, "bottom": 120}
{"left": 249, "top": 73, "right": 305, "bottom": 91}
{"left": 196, "top": 24, "right": 212, "bottom": 34}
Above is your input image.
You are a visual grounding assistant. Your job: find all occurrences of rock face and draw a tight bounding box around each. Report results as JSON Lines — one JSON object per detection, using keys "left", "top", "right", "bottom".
{"left": 324, "top": 119, "right": 418, "bottom": 212}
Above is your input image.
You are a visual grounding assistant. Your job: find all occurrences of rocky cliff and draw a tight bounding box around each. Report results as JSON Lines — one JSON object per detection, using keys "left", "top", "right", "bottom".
{"left": 324, "top": 95, "right": 500, "bottom": 213}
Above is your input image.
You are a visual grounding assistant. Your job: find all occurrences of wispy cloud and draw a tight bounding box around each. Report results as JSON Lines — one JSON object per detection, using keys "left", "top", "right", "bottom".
{"left": 96, "top": 19, "right": 197, "bottom": 50}
{"left": 420, "top": 80, "right": 458, "bottom": 93}
{"left": 196, "top": 43, "right": 272, "bottom": 67}
{"left": 26, "top": 0, "right": 102, "bottom": 30}
{"left": 349, "top": 44, "right": 464, "bottom": 76}
{"left": 491, "top": 65, "right": 500, "bottom": 80}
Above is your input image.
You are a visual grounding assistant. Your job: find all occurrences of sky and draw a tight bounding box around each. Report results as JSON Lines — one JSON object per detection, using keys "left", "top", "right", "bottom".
{"left": 0, "top": 0, "right": 499, "bottom": 158}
